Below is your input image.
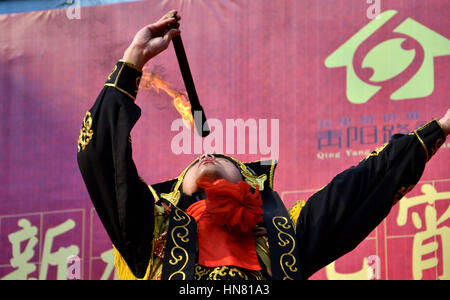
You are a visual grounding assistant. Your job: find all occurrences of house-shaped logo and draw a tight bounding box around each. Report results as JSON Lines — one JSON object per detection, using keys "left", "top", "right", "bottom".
{"left": 325, "top": 10, "right": 450, "bottom": 104}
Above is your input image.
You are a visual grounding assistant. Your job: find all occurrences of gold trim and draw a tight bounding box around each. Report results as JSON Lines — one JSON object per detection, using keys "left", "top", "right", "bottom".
{"left": 148, "top": 185, "right": 160, "bottom": 201}
{"left": 108, "top": 65, "right": 117, "bottom": 80}
{"left": 269, "top": 159, "right": 276, "bottom": 189}
{"left": 118, "top": 59, "right": 143, "bottom": 72}
{"left": 288, "top": 200, "right": 305, "bottom": 233}
{"left": 157, "top": 159, "right": 201, "bottom": 206}
{"left": 161, "top": 190, "right": 181, "bottom": 205}
{"left": 115, "top": 63, "right": 125, "bottom": 86}
{"left": 225, "top": 156, "right": 268, "bottom": 191}
{"left": 413, "top": 130, "right": 429, "bottom": 161}
{"left": 272, "top": 216, "right": 298, "bottom": 280}
{"left": 415, "top": 120, "right": 434, "bottom": 132}
{"left": 104, "top": 83, "right": 136, "bottom": 101}
{"left": 434, "top": 119, "right": 446, "bottom": 134}
{"left": 104, "top": 62, "right": 138, "bottom": 101}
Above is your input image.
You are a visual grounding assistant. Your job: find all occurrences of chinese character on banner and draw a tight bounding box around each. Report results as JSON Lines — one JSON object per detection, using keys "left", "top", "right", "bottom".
{"left": 396, "top": 184, "right": 450, "bottom": 280}
{"left": 1, "top": 219, "right": 38, "bottom": 280}
{"left": 1, "top": 218, "right": 80, "bottom": 280}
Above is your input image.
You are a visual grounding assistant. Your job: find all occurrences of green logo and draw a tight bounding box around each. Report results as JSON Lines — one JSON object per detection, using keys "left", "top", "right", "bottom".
{"left": 325, "top": 10, "right": 450, "bottom": 104}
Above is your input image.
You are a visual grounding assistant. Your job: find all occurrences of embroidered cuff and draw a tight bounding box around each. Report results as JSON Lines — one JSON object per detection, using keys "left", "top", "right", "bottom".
{"left": 413, "top": 119, "right": 446, "bottom": 162}
{"left": 104, "top": 60, "right": 143, "bottom": 101}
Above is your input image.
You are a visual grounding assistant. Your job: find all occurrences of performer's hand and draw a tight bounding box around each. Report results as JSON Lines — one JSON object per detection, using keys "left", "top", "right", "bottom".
{"left": 122, "top": 10, "right": 181, "bottom": 69}
{"left": 439, "top": 108, "right": 450, "bottom": 136}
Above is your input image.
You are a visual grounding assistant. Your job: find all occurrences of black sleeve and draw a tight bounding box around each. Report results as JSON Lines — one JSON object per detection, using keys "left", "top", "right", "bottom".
{"left": 77, "top": 60, "right": 154, "bottom": 278}
{"left": 295, "top": 120, "right": 446, "bottom": 279}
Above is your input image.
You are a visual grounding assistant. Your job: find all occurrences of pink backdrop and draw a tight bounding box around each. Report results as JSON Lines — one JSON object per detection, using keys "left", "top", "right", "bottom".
{"left": 0, "top": 0, "right": 449, "bottom": 280}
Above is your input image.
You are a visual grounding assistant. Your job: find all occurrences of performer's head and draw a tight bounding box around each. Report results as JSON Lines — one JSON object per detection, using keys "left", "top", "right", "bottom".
{"left": 182, "top": 153, "right": 243, "bottom": 196}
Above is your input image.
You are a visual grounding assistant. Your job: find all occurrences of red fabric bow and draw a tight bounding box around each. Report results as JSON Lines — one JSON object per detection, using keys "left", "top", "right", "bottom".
{"left": 186, "top": 179, "right": 263, "bottom": 270}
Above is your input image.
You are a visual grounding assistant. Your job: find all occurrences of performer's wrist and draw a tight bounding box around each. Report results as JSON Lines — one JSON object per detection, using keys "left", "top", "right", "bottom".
{"left": 122, "top": 45, "right": 146, "bottom": 71}
{"left": 438, "top": 110, "right": 450, "bottom": 136}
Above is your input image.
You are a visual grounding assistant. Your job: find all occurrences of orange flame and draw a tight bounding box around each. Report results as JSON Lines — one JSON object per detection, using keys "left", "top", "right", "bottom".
{"left": 140, "top": 66, "right": 194, "bottom": 128}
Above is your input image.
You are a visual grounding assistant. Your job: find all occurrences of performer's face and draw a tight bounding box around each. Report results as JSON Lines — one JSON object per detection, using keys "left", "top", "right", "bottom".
{"left": 182, "top": 154, "right": 243, "bottom": 195}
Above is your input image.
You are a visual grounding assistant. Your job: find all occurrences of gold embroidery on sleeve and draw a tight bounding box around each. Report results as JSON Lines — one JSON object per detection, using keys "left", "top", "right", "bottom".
{"left": 77, "top": 111, "right": 93, "bottom": 152}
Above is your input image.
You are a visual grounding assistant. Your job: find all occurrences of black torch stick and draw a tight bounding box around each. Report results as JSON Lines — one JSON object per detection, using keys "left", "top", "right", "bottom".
{"left": 167, "top": 13, "right": 210, "bottom": 137}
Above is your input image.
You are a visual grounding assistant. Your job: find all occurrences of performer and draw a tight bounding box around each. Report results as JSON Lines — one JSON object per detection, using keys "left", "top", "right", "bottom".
{"left": 77, "top": 11, "right": 450, "bottom": 280}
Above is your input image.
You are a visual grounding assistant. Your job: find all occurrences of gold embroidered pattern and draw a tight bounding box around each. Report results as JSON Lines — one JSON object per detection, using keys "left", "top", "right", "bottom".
{"left": 168, "top": 208, "right": 191, "bottom": 280}
{"left": 194, "top": 265, "right": 211, "bottom": 280}
{"left": 77, "top": 111, "right": 93, "bottom": 152}
{"left": 193, "top": 265, "right": 265, "bottom": 280}
{"left": 272, "top": 216, "right": 298, "bottom": 280}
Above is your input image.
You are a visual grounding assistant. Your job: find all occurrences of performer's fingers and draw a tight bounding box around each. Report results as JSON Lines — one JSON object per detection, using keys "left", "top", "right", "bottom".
{"left": 148, "top": 17, "right": 179, "bottom": 36}
{"left": 159, "top": 10, "right": 178, "bottom": 22}
{"left": 155, "top": 10, "right": 180, "bottom": 29}
{"left": 163, "top": 28, "right": 181, "bottom": 44}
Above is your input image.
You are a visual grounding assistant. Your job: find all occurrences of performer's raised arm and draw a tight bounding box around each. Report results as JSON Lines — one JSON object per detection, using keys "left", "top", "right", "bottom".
{"left": 76, "top": 11, "right": 180, "bottom": 278}
{"left": 293, "top": 109, "right": 449, "bottom": 279}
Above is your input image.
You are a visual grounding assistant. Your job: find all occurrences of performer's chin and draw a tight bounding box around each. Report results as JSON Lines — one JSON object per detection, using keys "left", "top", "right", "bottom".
{"left": 196, "top": 164, "right": 223, "bottom": 182}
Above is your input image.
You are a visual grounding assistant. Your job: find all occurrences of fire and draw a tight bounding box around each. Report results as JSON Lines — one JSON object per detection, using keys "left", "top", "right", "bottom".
{"left": 140, "top": 66, "right": 194, "bottom": 128}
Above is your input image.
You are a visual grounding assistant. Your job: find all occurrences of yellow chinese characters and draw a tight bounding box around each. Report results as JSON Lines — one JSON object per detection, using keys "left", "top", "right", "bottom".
{"left": 397, "top": 184, "right": 450, "bottom": 280}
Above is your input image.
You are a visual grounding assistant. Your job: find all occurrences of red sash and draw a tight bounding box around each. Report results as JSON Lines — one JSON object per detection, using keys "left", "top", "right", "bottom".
{"left": 186, "top": 179, "right": 263, "bottom": 270}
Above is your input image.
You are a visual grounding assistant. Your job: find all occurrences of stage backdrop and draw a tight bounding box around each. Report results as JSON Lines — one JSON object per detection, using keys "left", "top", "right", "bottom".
{"left": 0, "top": 0, "right": 449, "bottom": 280}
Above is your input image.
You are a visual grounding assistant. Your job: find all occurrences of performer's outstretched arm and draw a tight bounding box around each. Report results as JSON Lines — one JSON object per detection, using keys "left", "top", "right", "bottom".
{"left": 77, "top": 11, "right": 180, "bottom": 278}
{"left": 295, "top": 110, "right": 449, "bottom": 279}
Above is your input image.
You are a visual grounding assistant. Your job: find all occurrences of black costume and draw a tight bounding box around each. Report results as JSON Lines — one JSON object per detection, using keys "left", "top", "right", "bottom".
{"left": 77, "top": 60, "right": 446, "bottom": 280}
